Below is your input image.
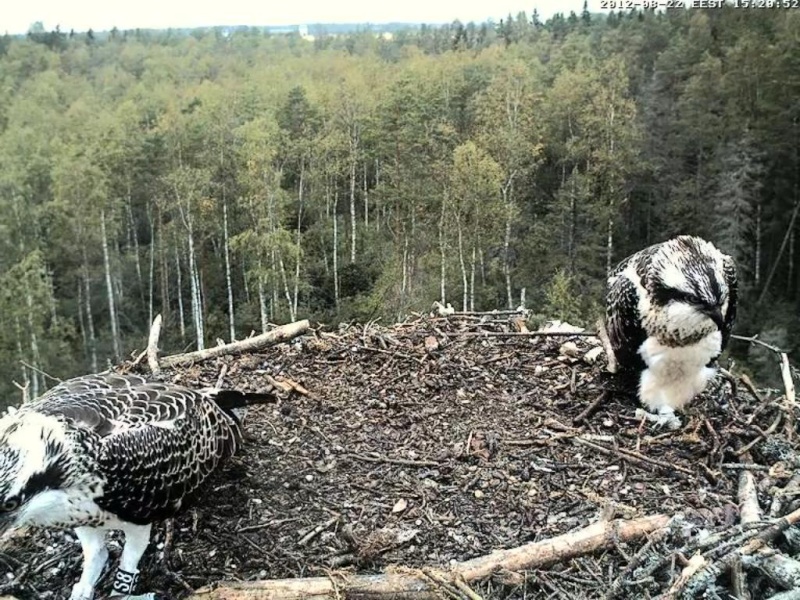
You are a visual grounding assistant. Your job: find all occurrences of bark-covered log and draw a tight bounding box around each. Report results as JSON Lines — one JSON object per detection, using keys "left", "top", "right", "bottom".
{"left": 160, "top": 320, "right": 310, "bottom": 368}
{"left": 189, "top": 514, "right": 669, "bottom": 599}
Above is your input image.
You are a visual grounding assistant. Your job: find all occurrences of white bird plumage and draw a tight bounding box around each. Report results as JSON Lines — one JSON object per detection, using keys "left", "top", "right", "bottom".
{"left": 604, "top": 235, "right": 737, "bottom": 428}
{"left": 0, "top": 371, "right": 281, "bottom": 599}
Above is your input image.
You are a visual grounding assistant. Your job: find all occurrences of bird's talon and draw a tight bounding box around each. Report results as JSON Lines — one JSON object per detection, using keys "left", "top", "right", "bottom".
{"left": 634, "top": 408, "right": 681, "bottom": 430}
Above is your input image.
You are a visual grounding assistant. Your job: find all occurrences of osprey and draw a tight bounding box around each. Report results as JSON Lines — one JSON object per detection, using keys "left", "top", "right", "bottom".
{"left": 0, "top": 371, "right": 281, "bottom": 599}
{"left": 604, "top": 235, "right": 737, "bottom": 429}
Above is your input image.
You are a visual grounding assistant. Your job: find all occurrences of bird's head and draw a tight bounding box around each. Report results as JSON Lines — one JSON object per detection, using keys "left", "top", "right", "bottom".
{"left": 0, "top": 411, "right": 71, "bottom": 534}
{"left": 645, "top": 236, "right": 733, "bottom": 343}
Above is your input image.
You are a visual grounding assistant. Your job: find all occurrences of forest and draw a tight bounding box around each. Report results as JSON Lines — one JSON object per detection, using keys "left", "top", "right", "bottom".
{"left": 0, "top": 5, "right": 798, "bottom": 403}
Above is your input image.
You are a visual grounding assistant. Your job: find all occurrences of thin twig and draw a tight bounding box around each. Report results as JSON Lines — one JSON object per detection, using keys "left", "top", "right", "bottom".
{"left": 573, "top": 391, "right": 609, "bottom": 425}
{"left": 19, "top": 360, "right": 61, "bottom": 384}
{"left": 734, "top": 411, "right": 783, "bottom": 456}
{"left": 298, "top": 516, "right": 340, "bottom": 546}
{"left": 731, "top": 334, "right": 786, "bottom": 354}
{"left": 12, "top": 381, "right": 29, "bottom": 404}
{"left": 421, "top": 569, "right": 465, "bottom": 600}
{"left": 721, "top": 463, "right": 771, "bottom": 471}
{"left": 215, "top": 364, "right": 228, "bottom": 391}
{"left": 573, "top": 438, "right": 693, "bottom": 477}
{"left": 455, "top": 331, "right": 598, "bottom": 338}
{"left": 347, "top": 453, "right": 441, "bottom": 468}
{"left": 453, "top": 575, "right": 484, "bottom": 600}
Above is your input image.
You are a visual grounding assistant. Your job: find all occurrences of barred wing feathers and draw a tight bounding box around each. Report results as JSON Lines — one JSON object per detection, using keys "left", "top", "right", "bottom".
{"left": 605, "top": 250, "right": 650, "bottom": 373}
{"left": 20, "top": 372, "right": 279, "bottom": 524}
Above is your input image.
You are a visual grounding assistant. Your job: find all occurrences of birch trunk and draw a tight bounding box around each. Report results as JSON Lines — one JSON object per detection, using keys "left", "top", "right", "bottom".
{"left": 757, "top": 198, "right": 800, "bottom": 304}
{"left": 44, "top": 268, "right": 58, "bottom": 327}
{"left": 363, "top": 161, "right": 369, "bottom": 229}
{"left": 175, "top": 246, "right": 186, "bottom": 340}
{"left": 15, "top": 318, "right": 30, "bottom": 399}
{"left": 568, "top": 165, "right": 577, "bottom": 275}
{"left": 438, "top": 190, "right": 447, "bottom": 304}
{"left": 147, "top": 204, "right": 155, "bottom": 327}
{"left": 755, "top": 201, "right": 762, "bottom": 285}
{"left": 374, "top": 158, "right": 381, "bottom": 233}
{"left": 270, "top": 248, "right": 278, "bottom": 322}
{"left": 159, "top": 215, "right": 169, "bottom": 323}
{"left": 77, "top": 280, "right": 87, "bottom": 352}
{"left": 606, "top": 216, "right": 614, "bottom": 276}
{"left": 181, "top": 205, "right": 204, "bottom": 352}
{"left": 333, "top": 189, "right": 340, "bottom": 308}
{"left": 189, "top": 235, "right": 204, "bottom": 350}
{"left": 501, "top": 176, "right": 515, "bottom": 309}
{"left": 469, "top": 246, "right": 476, "bottom": 312}
{"left": 409, "top": 210, "right": 416, "bottom": 288}
{"left": 82, "top": 253, "right": 98, "bottom": 372}
{"left": 292, "top": 165, "right": 304, "bottom": 319}
{"left": 278, "top": 253, "right": 296, "bottom": 321}
{"left": 350, "top": 157, "right": 357, "bottom": 263}
{"left": 789, "top": 228, "right": 795, "bottom": 295}
{"left": 242, "top": 260, "right": 250, "bottom": 305}
{"left": 24, "top": 289, "right": 41, "bottom": 397}
{"left": 126, "top": 184, "right": 143, "bottom": 288}
{"left": 457, "top": 220, "right": 468, "bottom": 312}
{"left": 400, "top": 231, "right": 409, "bottom": 316}
{"left": 100, "top": 209, "right": 121, "bottom": 360}
{"left": 223, "top": 199, "right": 235, "bottom": 342}
{"left": 257, "top": 273, "right": 268, "bottom": 334}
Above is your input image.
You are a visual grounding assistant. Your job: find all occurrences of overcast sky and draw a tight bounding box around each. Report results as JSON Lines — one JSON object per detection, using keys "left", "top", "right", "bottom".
{"left": 3, "top": 0, "right": 594, "bottom": 35}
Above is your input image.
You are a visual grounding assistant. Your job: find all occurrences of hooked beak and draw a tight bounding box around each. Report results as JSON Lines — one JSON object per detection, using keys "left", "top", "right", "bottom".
{"left": 705, "top": 306, "right": 725, "bottom": 331}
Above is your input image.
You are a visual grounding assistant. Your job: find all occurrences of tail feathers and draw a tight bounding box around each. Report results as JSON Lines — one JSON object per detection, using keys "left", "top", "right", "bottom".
{"left": 211, "top": 389, "right": 282, "bottom": 410}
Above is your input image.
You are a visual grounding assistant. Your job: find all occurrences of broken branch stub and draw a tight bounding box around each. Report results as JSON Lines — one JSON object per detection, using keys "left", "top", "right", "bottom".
{"left": 160, "top": 320, "right": 310, "bottom": 368}
{"left": 147, "top": 314, "right": 162, "bottom": 374}
{"left": 189, "top": 514, "right": 669, "bottom": 599}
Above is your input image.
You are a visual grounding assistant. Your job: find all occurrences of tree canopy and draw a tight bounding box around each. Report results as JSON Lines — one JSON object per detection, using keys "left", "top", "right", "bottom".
{"left": 1, "top": 7, "right": 798, "bottom": 401}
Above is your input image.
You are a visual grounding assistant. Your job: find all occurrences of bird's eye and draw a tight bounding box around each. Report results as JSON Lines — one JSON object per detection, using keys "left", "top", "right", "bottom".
{"left": 2, "top": 498, "right": 19, "bottom": 512}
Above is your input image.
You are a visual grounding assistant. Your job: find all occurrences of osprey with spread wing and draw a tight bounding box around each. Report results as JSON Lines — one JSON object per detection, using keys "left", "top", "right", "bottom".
{"left": 604, "top": 235, "right": 737, "bottom": 428}
{"left": 0, "top": 372, "right": 280, "bottom": 599}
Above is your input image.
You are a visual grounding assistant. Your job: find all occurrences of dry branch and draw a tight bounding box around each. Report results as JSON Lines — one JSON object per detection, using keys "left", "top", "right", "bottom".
{"left": 189, "top": 514, "right": 669, "bottom": 599}
{"left": 680, "top": 506, "right": 800, "bottom": 598}
{"left": 572, "top": 438, "right": 693, "bottom": 477}
{"left": 573, "top": 391, "right": 609, "bottom": 425}
{"left": 455, "top": 331, "right": 598, "bottom": 338}
{"left": 780, "top": 353, "right": 796, "bottom": 406}
{"left": 147, "top": 314, "right": 162, "bottom": 374}
{"left": 660, "top": 553, "right": 707, "bottom": 600}
{"left": 160, "top": 320, "right": 310, "bottom": 368}
{"left": 731, "top": 334, "right": 787, "bottom": 354}
{"left": 738, "top": 470, "right": 761, "bottom": 526}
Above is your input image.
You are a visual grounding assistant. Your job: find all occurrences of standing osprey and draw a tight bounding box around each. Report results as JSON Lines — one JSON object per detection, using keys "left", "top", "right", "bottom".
{"left": 604, "top": 236, "right": 737, "bottom": 428}
{"left": 0, "top": 371, "right": 281, "bottom": 599}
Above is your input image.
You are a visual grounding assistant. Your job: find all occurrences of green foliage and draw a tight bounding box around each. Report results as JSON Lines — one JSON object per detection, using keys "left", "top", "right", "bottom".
{"left": 543, "top": 269, "right": 584, "bottom": 326}
{"left": 0, "top": 9, "right": 798, "bottom": 397}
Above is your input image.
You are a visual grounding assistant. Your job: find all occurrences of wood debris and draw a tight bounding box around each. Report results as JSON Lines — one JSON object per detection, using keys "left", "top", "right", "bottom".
{"left": 0, "top": 313, "right": 797, "bottom": 600}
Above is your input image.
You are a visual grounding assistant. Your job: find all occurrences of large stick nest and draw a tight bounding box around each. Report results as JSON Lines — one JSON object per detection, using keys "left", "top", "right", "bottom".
{"left": 1, "top": 313, "right": 799, "bottom": 599}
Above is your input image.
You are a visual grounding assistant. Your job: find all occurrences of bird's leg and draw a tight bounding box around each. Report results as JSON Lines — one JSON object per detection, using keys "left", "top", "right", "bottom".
{"left": 71, "top": 526, "right": 109, "bottom": 600}
{"left": 109, "top": 522, "right": 151, "bottom": 597}
{"left": 635, "top": 405, "right": 682, "bottom": 430}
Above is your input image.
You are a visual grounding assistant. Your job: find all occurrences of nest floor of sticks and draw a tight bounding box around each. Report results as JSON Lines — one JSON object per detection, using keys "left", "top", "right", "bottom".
{"left": 2, "top": 313, "right": 800, "bottom": 600}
